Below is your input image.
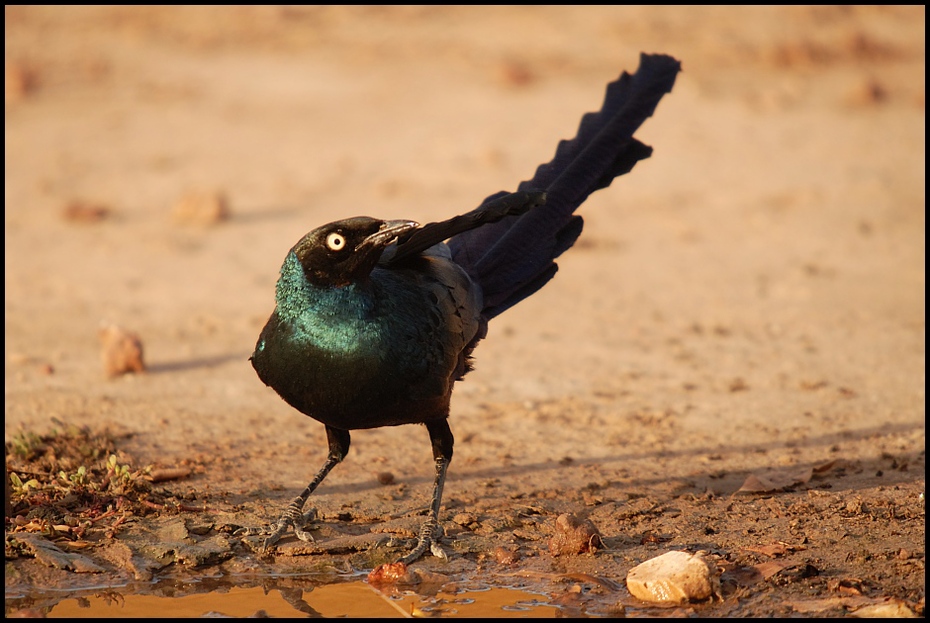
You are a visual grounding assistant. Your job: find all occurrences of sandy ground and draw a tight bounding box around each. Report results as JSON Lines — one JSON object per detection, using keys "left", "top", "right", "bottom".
{"left": 5, "top": 6, "right": 925, "bottom": 617}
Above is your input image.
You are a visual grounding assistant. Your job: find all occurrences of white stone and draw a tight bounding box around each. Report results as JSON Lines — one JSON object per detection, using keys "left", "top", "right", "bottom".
{"left": 626, "top": 550, "right": 719, "bottom": 604}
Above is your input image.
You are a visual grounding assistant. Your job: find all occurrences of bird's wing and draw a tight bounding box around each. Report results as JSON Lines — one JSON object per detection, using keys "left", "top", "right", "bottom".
{"left": 372, "top": 249, "right": 483, "bottom": 401}
{"left": 380, "top": 191, "right": 546, "bottom": 266}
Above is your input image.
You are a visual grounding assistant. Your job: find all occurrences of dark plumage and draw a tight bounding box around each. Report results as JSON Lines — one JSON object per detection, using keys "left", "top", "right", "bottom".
{"left": 240, "top": 53, "right": 681, "bottom": 564}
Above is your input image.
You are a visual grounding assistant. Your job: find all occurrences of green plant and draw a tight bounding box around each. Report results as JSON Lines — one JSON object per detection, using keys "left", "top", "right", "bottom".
{"left": 9, "top": 472, "right": 40, "bottom": 495}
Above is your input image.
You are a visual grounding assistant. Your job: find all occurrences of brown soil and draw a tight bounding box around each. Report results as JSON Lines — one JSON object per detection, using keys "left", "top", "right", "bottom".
{"left": 5, "top": 6, "right": 925, "bottom": 617}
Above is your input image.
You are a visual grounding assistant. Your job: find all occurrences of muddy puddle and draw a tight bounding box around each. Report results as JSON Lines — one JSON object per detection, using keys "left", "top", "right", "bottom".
{"left": 8, "top": 577, "right": 562, "bottom": 618}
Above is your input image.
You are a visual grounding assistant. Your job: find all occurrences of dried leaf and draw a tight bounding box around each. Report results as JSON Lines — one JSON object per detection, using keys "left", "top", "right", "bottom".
{"left": 736, "top": 473, "right": 777, "bottom": 493}
{"left": 813, "top": 459, "right": 839, "bottom": 474}
{"left": 736, "top": 468, "right": 813, "bottom": 494}
{"left": 60, "top": 540, "right": 94, "bottom": 549}
{"left": 754, "top": 560, "right": 788, "bottom": 580}
{"left": 744, "top": 541, "right": 806, "bottom": 557}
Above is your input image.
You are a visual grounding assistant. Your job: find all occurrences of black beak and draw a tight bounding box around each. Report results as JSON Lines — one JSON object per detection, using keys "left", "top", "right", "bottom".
{"left": 358, "top": 219, "right": 420, "bottom": 250}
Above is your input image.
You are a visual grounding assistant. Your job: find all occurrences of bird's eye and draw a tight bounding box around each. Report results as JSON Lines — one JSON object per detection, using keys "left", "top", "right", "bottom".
{"left": 326, "top": 232, "right": 346, "bottom": 251}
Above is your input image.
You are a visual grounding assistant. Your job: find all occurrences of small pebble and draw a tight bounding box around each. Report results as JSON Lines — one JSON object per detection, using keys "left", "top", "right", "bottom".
{"left": 845, "top": 77, "right": 889, "bottom": 108}
{"left": 548, "top": 513, "right": 602, "bottom": 556}
{"left": 492, "top": 546, "right": 520, "bottom": 565}
{"left": 496, "top": 58, "right": 535, "bottom": 87}
{"left": 5, "top": 61, "right": 37, "bottom": 102}
{"left": 172, "top": 190, "right": 230, "bottom": 226}
{"left": 62, "top": 200, "right": 110, "bottom": 223}
{"left": 367, "top": 562, "right": 417, "bottom": 586}
{"left": 99, "top": 325, "right": 145, "bottom": 378}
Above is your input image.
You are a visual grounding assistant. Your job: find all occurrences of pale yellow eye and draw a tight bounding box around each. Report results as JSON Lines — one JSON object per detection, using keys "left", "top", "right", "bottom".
{"left": 326, "top": 232, "right": 346, "bottom": 251}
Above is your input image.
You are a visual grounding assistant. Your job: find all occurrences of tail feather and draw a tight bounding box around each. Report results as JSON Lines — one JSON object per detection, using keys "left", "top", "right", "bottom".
{"left": 449, "top": 53, "right": 680, "bottom": 318}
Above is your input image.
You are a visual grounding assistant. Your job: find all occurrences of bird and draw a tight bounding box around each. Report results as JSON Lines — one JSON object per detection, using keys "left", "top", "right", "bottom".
{"left": 238, "top": 53, "right": 681, "bottom": 565}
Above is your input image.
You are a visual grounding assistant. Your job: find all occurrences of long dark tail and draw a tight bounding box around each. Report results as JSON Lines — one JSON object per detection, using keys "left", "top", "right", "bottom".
{"left": 448, "top": 53, "right": 680, "bottom": 319}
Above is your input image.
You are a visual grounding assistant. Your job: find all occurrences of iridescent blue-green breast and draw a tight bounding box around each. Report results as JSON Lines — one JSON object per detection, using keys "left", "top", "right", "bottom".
{"left": 251, "top": 250, "right": 479, "bottom": 429}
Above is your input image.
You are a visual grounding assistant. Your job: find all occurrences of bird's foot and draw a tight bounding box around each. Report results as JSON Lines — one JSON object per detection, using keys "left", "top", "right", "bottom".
{"left": 235, "top": 504, "right": 318, "bottom": 551}
{"left": 396, "top": 519, "right": 447, "bottom": 565}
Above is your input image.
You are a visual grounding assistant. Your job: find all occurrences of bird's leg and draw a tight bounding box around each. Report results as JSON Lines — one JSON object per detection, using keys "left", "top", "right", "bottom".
{"left": 237, "top": 426, "right": 350, "bottom": 551}
{"left": 398, "top": 419, "right": 453, "bottom": 565}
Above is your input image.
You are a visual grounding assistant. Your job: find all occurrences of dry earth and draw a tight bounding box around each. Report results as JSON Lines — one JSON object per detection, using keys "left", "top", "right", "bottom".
{"left": 5, "top": 6, "right": 925, "bottom": 617}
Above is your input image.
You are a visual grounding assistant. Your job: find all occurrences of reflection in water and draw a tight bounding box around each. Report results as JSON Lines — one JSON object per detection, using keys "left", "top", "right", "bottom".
{"left": 23, "top": 580, "right": 558, "bottom": 618}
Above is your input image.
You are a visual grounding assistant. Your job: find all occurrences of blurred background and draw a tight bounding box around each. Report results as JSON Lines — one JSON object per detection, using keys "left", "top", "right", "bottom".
{"left": 5, "top": 6, "right": 924, "bottom": 487}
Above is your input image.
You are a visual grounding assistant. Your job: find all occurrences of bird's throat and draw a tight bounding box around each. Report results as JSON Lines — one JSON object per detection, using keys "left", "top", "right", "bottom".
{"left": 272, "top": 251, "right": 376, "bottom": 355}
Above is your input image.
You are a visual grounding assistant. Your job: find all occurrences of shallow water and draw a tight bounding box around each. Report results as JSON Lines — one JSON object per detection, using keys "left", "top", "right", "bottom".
{"left": 11, "top": 580, "right": 560, "bottom": 618}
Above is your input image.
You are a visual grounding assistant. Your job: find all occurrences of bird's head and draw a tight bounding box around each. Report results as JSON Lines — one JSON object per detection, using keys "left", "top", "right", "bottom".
{"left": 289, "top": 217, "right": 419, "bottom": 287}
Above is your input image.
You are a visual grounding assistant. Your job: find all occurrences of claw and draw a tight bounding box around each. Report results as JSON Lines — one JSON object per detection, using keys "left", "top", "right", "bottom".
{"left": 397, "top": 520, "right": 447, "bottom": 565}
{"left": 237, "top": 507, "right": 318, "bottom": 551}
{"left": 429, "top": 540, "right": 448, "bottom": 561}
{"left": 294, "top": 523, "right": 317, "bottom": 543}
{"left": 260, "top": 523, "right": 289, "bottom": 551}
